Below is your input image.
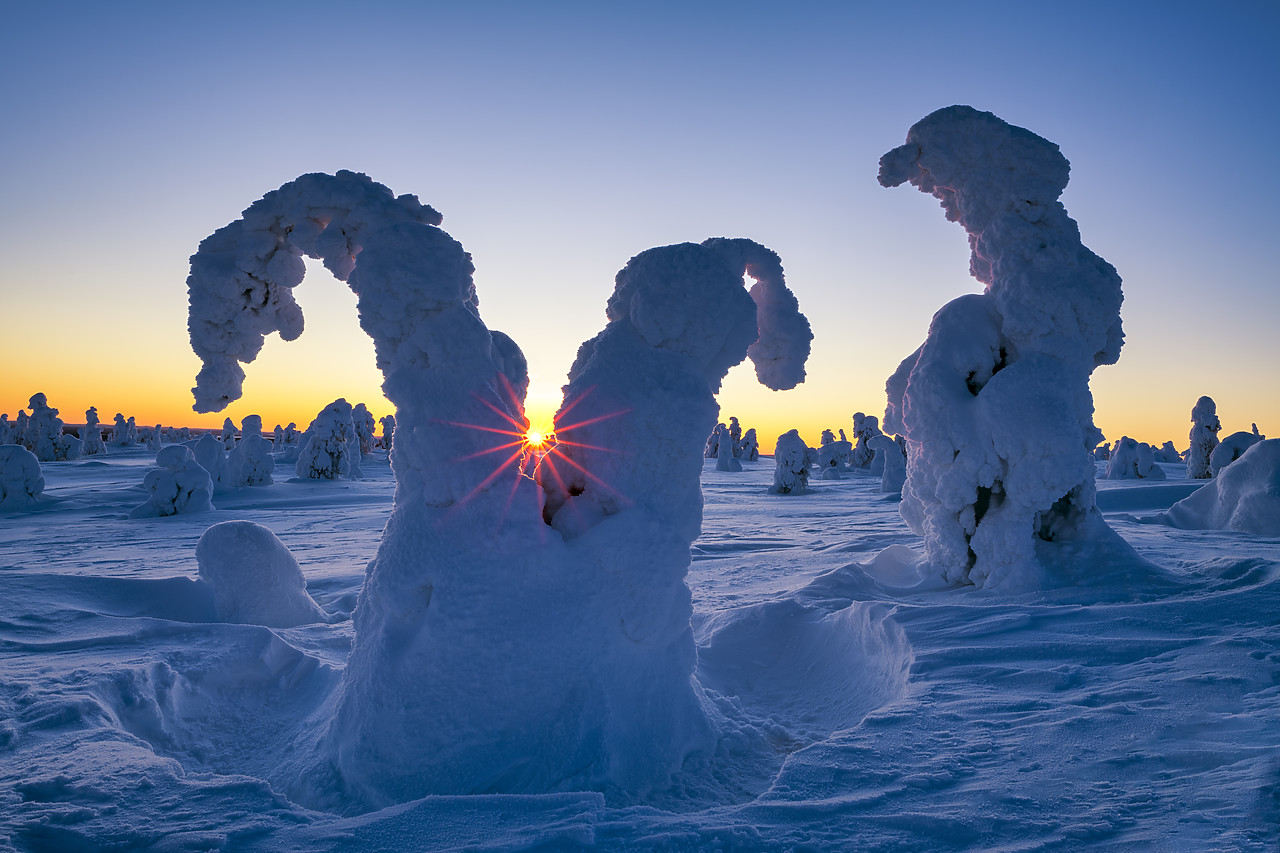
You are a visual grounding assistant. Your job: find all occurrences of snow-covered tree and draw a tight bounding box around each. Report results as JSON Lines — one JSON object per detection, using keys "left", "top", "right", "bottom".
{"left": 1210, "top": 425, "right": 1264, "bottom": 476}
{"left": 184, "top": 171, "right": 812, "bottom": 807}
{"left": 295, "top": 399, "right": 356, "bottom": 480}
{"left": 0, "top": 414, "right": 14, "bottom": 446}
{"left": 220, "top": 417, "right": 237, "bottom": 446}
{"left": 1187, "top": 396, "right": 1222, "bottom": 479}
{"left": 739, "top": 427, "right": 759, "bottom": 462}
{"left": 716, "top": 424, "right": 742, "bottom": 472}
{"left": 352, "top": 403, "right": 376, "bottom": 456}
{"left": 770, "top": 429, "right": 812, "bottom": 494}
{"left": 0, "top": 445, "right": 44, "bottom": 510}
{"left": 109, "top": 413, "right": 137, "bottom": 447}
{"left": 1104, "top": 437, "right": 1166, "bottom": 480}
{"left": 880, "top": 106, "right": 1126, "bottom": 589}
{"left": 81, "top": 407, "right": 107, "bottom": 456}
{"left": 704, "top": 423, "right": 724, "bottom": 458}
{"left": 868, "top": 433, "right": 907, "bottom": 494}
{"left": 187, "top": 433, "right": 230, "bottom": 492}
{"left": 850, "top": 412, "right": 881, "bottom": 469}
{"left": 129, "top": 445, "right": 214, "bottom": 518}
{"left": 379, "top": 414, "right": 395, "bottom": 451}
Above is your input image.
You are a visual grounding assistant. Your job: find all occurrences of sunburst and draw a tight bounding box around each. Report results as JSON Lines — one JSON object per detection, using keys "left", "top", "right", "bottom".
{"left": 433, "top": 376, "right": 633, "bottom": 532}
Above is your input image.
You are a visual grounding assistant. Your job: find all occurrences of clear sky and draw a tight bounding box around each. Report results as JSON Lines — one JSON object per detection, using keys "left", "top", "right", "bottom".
{"left": 3, "top": 1, "right": 1277, "bottom": 452}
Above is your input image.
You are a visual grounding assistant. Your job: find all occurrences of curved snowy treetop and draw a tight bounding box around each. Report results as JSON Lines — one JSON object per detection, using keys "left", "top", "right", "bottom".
{"left": 601, "top": 237, "right": 812, "bottom": 393}
{"left": 879, "top": 105, "right": 1123, "bottom": 368}
{"left": 187, "top": 170, "right": 446, "bottom": 412}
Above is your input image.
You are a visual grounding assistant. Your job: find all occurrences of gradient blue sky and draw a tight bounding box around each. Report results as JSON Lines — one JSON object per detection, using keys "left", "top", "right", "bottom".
{"left": 3, "top": 1, "right": 1277, "bottom": 451}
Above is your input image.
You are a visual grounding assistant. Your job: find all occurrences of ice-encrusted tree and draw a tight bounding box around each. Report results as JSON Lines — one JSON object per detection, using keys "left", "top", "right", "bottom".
{"left": 378, "top": 414, "right": 395, "bottom": 451}
{"left": 109, "top": 414, "right": 137, "bottom": 447}
{"left": 769, "top": 429, "right": 812, "bottom": 494}
{"left": 20, "top": 394, "right": 70, "bottom": 462}
{"left": 0, "top": 445, "right": 44, "bottom": 510}
{"left": 1210, "top": 425, "right": 1264, "bottom": 476}
{"left": 739, "top": 427, "right": 759, "bottom": 461}
{"left": 850, "top": 412, "right": 881, "bottom": 469}
{"left": 880, "top": 106, "right": 1126, "bottom": 589}
{"left": 868, "top": 433, "right": 907, "bottom": 494}
{"left": 295, "top": 399, "right": 356, "bottom": 480}
{"left": 129, "top": 445, "right": 215, "bottom": 518}
{"left": 716, "top": 424, "right": 742, "bottom": 472}
{"left": 183, "top": 171, "right": 812, "bottom": 807}
{"left": 1187, "top": 396, "right": 1222, "bottom": 479}
{"left": 351, "top": 403, "right": 377, "bottom": 457}
{"left": 81, "top": 407, "right": 107, "bottom": 456}
{"left": 1104, "top": 437, "right": 1166, "bottom": 480}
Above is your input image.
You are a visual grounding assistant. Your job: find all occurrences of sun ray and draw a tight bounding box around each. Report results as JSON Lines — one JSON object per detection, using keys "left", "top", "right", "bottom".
{"left": 552, "top": 408, "right": 632, "bottom": 435}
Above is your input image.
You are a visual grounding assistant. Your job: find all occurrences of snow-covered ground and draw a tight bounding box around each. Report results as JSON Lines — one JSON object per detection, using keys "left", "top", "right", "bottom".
{"left": 2, "top": 449, "right": 1278, "bottom": 850}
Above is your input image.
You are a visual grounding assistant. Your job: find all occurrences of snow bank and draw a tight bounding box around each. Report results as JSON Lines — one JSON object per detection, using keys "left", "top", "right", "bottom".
{"left": 195, "top": 521, "right": 327, "bottom": 626}
{"left": 0, "top": 444, "right": 44, "bottom": 509}
{"left": 879, "top": 106, "right": 1125, "bottom": 589}
{"left": 1187, "top": 396, "right": 1221, "bottom": 478}
{"left": 184, "top": 172, "right": 812, "bottom": 808}
{"left": 1161, "top": 439, "right": 1280, "bottom": 535}
{"left": 129, "top": 445, "right": 215, "bottom": 518}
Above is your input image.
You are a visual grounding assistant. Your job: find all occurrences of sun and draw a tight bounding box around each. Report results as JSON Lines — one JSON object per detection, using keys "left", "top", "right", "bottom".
{"left": 524, "top": 428, "right": 548, "bottom": 449}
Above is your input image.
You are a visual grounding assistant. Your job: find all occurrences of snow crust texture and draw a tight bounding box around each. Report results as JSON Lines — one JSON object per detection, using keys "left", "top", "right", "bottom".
{"left": 184, "top": 173, "right": 811, "bottom": 810}
{"left": 880, "top": 105, "right": 1125, "bottom": 589}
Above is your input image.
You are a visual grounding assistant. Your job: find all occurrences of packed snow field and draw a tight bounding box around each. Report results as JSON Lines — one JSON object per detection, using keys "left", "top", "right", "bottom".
{"left": 2, "top": 448, "right": 1278, "bottom": 851}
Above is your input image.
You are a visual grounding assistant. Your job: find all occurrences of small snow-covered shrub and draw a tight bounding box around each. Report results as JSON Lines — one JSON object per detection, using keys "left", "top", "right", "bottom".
{"left": 129, "top": 445, "right": 214, "bottom": 518}
{"left": 1154, "top": 441, "right": 1182, "bottom": 464}
{"left": 0, "top": 445, "right": 44, "bottom": 510}
{"left": 195, "top": 521, "right": 326, "bottom": 627}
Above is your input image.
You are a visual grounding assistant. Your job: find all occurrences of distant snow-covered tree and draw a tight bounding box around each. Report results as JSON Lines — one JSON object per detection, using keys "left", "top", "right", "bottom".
{"left": 1187, "top": 396, "right": 1222, "bottom": 479}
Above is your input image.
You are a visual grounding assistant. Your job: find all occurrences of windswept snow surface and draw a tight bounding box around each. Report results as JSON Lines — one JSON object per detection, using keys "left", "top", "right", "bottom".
{"left": 2, "top": 451, "right": 1278, "bottom": 850}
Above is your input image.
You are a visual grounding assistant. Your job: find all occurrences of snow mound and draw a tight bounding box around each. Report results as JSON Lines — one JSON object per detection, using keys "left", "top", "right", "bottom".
{"left": 1161, "top": 439, "right": 1280, "bottom": 535}
{"left": 195, "top": 521, "right": 328, "bottom": 626}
